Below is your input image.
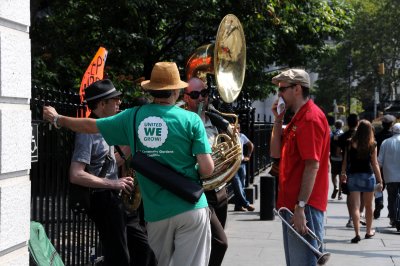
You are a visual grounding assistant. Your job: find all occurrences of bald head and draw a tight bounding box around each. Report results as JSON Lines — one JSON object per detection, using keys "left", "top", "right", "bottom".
{"left": 187, "top": 78, "right": 206, "bottom": 92}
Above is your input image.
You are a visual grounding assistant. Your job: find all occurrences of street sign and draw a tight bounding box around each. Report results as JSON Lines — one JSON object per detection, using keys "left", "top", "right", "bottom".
{"left": 32, "top": 123, "right": 38, "bottom": 162}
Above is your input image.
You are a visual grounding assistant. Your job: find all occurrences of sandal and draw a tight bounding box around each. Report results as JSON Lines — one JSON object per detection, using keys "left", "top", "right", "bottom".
{"left": 351, "top": 235, "right": 361, "bottom": 243}
{"left": 365, "top": 231, "right": 375, "bottom": 239}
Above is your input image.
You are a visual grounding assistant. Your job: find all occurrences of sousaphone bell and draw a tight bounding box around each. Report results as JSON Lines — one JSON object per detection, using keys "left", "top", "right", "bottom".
{"left": 185, "top": 14, "right": 246, "bottom": 190}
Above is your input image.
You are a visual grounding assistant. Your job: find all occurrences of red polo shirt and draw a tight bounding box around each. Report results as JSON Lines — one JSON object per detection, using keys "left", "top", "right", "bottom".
{"left": 276, "top": 100, "right": 330, "bottom": 212}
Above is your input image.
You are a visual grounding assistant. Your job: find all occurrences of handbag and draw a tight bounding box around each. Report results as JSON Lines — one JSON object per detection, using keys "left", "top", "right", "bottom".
{"left": 130, "top": 106, "right": 204, "bottom": 204}
{"left": 69, "top": 150, "right": 112, "bottom": 214}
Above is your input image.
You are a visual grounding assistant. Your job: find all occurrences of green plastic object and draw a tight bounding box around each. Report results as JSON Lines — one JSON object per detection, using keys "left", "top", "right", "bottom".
{"left": 28, "top": 221, "right": 64, "bottom": 266}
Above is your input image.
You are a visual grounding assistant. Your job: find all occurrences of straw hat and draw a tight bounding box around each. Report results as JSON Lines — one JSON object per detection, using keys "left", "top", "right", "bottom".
{"left": 141, "top": 62, "right": 188, "bottom": 90}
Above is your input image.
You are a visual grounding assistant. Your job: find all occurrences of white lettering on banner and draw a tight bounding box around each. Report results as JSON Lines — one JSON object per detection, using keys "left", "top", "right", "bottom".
{"left": 138, "top": 116, "right": 168, "bottom": 148}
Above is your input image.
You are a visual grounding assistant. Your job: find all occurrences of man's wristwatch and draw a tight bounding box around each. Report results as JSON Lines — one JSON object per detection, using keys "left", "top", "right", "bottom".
{"left": 53, "top": 114, "right": 61, "bottom": 129}
{"left": 296, "top": 200, "right": 306, "bottom": 208}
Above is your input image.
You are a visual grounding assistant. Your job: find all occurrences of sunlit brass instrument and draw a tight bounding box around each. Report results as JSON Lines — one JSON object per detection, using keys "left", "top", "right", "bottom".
{"left": 186, "top": 14, "right": 246, "bottom": 103}
{"left": 119, "top": 155, "right": 142, "bottom": 213}
{"left": 185, "top": 14, "right": 246, "bottom": 190}
{"left": 201, "top": 112, "right": 242, "bottom": 191}
{"left": 274, "top": 207, "right": 331, "bottom": 265}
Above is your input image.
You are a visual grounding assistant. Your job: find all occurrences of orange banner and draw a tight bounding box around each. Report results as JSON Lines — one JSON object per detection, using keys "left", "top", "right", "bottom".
{"left": 78, "top": 47, "right": 108, "bottom": 116}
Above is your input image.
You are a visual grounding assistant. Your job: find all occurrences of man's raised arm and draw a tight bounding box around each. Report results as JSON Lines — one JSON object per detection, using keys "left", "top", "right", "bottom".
{"left": 43, "top": 106, "right": 99, "bottom": 133}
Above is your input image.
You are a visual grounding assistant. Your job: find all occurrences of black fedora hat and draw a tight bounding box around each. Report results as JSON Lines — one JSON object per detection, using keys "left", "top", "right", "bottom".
{"left": 84, "top": 79, "right": 122, "bottom": 102}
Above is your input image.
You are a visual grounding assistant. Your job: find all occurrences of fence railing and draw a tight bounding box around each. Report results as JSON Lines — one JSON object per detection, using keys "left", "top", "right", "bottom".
{"left": 30, "top": 86, "right": 100, "bottom": 265}
{"left": 250, "top": 122, "right": 273, "bottom": 181}
{"left": 29, "top": 86, "right": 272, "bottom": 265}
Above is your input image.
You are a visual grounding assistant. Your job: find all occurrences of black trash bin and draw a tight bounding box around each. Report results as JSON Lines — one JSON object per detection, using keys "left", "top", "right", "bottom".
{"left": 260, "top": 175, "right": 275, "bottom": 220}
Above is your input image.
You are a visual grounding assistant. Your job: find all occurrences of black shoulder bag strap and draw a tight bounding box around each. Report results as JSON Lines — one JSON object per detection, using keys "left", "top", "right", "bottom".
{"left": 130, "top": 106, "right": 204, "bottom": 203}
{"left": 115, "top": 145, "right": 126, "bottom": 160}
{"left": 97, "top": 147, "right": 112, "bottom": 178}
{"left": 87, "top": 112, "right": 113, "bottom": 178}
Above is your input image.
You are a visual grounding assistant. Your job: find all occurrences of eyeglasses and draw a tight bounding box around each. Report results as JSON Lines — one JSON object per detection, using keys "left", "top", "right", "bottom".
{"left": 278, "top": 84, "right": 295, "bottom": 93}
{"left": 185, "top": 89, "right": 209, "bottom": 99}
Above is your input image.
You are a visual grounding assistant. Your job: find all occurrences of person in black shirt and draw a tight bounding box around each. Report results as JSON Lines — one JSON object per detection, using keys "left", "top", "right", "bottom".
{"left": 373, "top": 114, "right": 396, "bottom": 218}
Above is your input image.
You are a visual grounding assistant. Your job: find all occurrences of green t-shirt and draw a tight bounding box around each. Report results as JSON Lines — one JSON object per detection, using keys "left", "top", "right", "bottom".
{"left": 97, "top": 104, "right": 211, "bottom": 222}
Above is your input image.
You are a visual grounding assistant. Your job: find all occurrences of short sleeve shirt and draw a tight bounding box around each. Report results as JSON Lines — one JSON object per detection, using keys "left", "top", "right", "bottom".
{"left": 277, "top": 100, "right": 330, "bottom": 212}
{"left": 240, "top": 133, "right": 250, "bottom": 159}
{"left": 71, "top": 133, "right": 118, "bottom": 180}
{"left": 96, "top": 104, "right": 211, "bottom": 222}
{"left": 378, "top": 134, "right": 400, "bottom": 183}
{"left": 204, "top": 116, "right": 219, "bottom": 146}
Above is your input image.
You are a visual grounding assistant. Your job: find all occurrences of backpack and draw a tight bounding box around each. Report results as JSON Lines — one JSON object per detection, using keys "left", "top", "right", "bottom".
{"left": 29, "top": 221, "right": 64, "bottom": 266}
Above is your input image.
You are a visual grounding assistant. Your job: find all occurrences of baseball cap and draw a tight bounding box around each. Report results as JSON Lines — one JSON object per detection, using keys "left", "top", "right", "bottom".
{"left": 272, "top": 69, "right": 310, "bottom": 88}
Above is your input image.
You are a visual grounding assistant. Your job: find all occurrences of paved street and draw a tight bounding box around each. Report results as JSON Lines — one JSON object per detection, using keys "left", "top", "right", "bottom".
{"left": 222, "top": 170, "right": 400, "bottom": 266}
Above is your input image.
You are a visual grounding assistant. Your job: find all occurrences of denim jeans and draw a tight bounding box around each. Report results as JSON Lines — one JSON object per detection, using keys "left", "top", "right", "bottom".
{"left": 347, "top": 172, "right": 375, "bottom": 192}
{"left": 282, "top": 205, "right": 325, "bottom": 266}
{"left": 232, "top": 163, "right": 250, "bottom": 208}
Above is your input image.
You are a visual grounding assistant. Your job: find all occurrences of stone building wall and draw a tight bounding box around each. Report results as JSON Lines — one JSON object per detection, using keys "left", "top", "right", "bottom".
{"left": 0, "top": 1, "right": 32, "bottom": 265}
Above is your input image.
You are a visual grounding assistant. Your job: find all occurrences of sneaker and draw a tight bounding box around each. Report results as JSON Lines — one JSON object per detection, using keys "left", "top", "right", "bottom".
{"left": 338, "top": 195, "right": 343, "bottom": 200}
{"left": 234, "top": 206, "right": 247, "bottom": 212}
{"left": 346, "top": 219, "right": 353, "bottom": 228}
{"left": 390, "top": 220, "right": 395, "bottom": 227}
{"left": 331, "top": 188, "right": 339, "bottom": 199}
{"left": 245, "top": 204, "right": 255, "bottom": 211}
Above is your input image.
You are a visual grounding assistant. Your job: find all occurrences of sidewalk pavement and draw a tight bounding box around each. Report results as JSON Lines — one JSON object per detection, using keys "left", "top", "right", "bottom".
{"left": 222, "top": 170, "right": 400, "bottom": 266}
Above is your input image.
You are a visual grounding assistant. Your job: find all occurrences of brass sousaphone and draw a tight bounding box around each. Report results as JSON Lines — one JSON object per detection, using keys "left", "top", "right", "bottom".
{"left": 186, "top": 14, "right": 246, "bottom": 190}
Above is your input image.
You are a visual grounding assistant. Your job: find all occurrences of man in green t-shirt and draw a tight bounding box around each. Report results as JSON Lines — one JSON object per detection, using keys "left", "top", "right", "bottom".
{"left": 43, "top": 62, "right": 214, "bottom": 266}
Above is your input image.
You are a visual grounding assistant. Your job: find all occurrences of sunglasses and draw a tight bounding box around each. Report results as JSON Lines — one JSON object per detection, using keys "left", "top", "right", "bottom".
{"left": 185, "top": 89, "right": 210, "bottom": 99}
{"left": 278, "top": 84, "right": 295, "bottom": 93}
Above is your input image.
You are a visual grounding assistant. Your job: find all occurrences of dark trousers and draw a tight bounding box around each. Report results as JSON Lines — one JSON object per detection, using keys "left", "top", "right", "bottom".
{"left": 387, "top": 182, "right": 400, "bottom": 221}
{"left": 90, "top": 191, "right": 156, "bottom": 266}
{"left": 126, "top": 213, "right": 157, "bottom": 266}
{"left": 90, "top": 190, "right": 130, "bottom": 266}
{"left": 205, "top": 189, "right": 228, "bottom": 266}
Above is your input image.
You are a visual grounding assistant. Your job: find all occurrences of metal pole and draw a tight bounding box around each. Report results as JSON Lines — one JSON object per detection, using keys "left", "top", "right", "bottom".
{"left": 347, "top": 57, "right": 352, "bottom": 115}
{"left": 376, "top": 63, "right": 385, "bottom": 119}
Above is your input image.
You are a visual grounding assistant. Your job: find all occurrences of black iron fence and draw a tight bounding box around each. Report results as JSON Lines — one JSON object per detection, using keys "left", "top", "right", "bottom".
{"left": 30, "top": 86, "right": 100, "bottom": 265}
{"left": 237, "top": 105, "right": 273, "bottom": 185}
{"left": 250, "top": 121, "right": 273, "bottom": 181}
{"left": 29, "top": 86, "right": 272, "bottom": 265}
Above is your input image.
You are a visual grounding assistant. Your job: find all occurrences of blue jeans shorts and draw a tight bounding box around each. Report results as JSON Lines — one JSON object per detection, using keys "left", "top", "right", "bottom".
{"left": 347, "top": 172, "right": 375, "bottom": 192}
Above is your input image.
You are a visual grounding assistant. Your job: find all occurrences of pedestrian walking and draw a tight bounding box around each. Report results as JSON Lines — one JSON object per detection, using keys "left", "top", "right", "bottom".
{"left": 340, "top": 120, "right": 383, "bottom": 243}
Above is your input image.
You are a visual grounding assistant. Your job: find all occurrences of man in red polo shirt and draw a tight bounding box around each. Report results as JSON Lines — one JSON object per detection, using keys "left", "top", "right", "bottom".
{"left": 270, "top": 69, "right": 330, "bottom": 266}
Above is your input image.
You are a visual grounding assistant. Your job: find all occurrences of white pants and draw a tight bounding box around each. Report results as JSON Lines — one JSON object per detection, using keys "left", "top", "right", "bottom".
{"left": 147, "top": 208, "right": 211, "bottom": 266}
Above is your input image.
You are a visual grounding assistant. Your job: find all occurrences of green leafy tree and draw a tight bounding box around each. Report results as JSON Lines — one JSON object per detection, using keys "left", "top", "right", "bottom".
{"left": 31, "top": 0, "right": 353, "bottom": 102}
{"left": 313, "top": 0, "right": 400, "bottom": 117}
